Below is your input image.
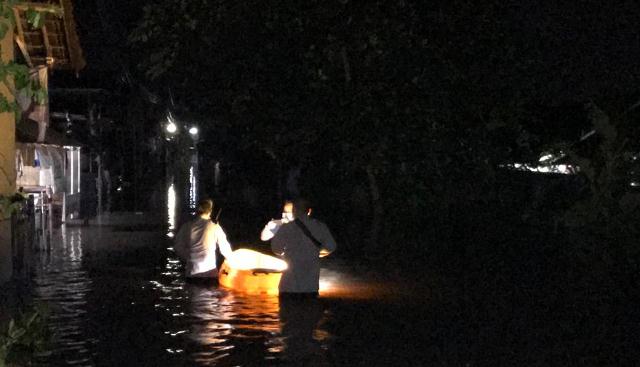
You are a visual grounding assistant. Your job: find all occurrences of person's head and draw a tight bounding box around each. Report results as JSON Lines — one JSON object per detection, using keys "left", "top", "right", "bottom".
{"left": 292, "top": 198, "right": 312, "bottom": 219}
{"left": 282, "top": 200, "right": 294, "bottom": 221}
{"left": 197, "top": 198, "right": 214, "bottom": 217}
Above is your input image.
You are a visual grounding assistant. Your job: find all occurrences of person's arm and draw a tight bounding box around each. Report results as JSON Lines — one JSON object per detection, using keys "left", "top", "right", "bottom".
{"left": 214, "top": 224, "right": 234, "bottom": 259}
{"left": 260, "top": 220, "right": 280, "bottom": 241}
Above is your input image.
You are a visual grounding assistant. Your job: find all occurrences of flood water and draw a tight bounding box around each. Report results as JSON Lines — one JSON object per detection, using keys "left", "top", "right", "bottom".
{"left": 23, "top": 217, "right": 432, "bottom": 366}
{"left": 0, "top": 170, "right": 437, "bottom": 366}
{"left": 5, "top": 170, "right": 630, "bottom": 366}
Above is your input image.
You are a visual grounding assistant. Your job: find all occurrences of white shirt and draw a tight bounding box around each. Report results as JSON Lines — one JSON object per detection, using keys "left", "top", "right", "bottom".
{"left": 271, "top": 216, "right": 337, "bottom": 293}
{"left": 175, "top": 217, "right": 234, "bottom": 277}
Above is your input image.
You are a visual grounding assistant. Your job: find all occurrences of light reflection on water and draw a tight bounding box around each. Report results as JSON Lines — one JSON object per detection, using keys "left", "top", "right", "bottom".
{"left": 33, "top": 228, "right": 95, "bottom": 366}
{"left": 167, "top": 183, "right": 177, "bottom": 238}
{"left": 188, "top": 165, "right": 197, "bottom": 212}
{"left": 154, "top": 240, "right": 334, "bottom": 365}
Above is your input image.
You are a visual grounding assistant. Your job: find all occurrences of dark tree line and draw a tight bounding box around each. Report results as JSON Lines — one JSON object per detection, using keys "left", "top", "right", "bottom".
{"left": 127, "top": 0, "right": 640, "bottom": 257}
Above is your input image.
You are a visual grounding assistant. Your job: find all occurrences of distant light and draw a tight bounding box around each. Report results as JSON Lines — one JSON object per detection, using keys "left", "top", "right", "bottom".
{"left": 630, "top": 181, "right": 640, "bottom": 187}
{"left": 188, "top": 126, "right": 198, "bottom": 135}
{"left": 501, "top": 162, "right": 578, "bottom": 175}
{"left": 166, "top": 122, "right": 177, "bottom": 134}
{"left": 539, "top": 154, "right": 554, "bottom": 162}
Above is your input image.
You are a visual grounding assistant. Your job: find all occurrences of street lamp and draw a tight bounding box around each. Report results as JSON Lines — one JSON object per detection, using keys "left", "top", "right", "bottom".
{"left": 166, "top": 121, "right": 178, "bottom": 134}
{"left": 188, "top": 126, "right": 198, "bottom": 136}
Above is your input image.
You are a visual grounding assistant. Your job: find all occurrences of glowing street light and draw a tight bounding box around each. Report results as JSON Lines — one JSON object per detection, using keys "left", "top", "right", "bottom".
{"left": 188, "top": 126, "right": 199, "bottom": 136}
{"left": 166, "top": 121, "right": 178, "bottom": 134}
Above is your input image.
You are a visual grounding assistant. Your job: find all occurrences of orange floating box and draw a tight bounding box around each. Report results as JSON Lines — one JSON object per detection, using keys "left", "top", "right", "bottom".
{"left": 218, "top": 249, "right": 287, "bottom": 295}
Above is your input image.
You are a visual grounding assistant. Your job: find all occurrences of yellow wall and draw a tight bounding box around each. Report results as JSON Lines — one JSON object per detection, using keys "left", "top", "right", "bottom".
{"left": 0, "top": 26, "right": 15, "bottom": 196}
{"left": 0, "top": 27, "right": 14, "bottom": 283}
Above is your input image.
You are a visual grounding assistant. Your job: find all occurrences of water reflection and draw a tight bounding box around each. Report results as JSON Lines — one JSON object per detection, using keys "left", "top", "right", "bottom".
{"left": 188, "top": 165, "right": 197, "bottom": 212}
{"left": 279, "top": 296, "right": 330, "bottom": 366}
{"left": 177, "top": 285, "right": 332, "bottom": 366}
{"left": 33, "top": 227, "right": 95, "bottom": 366}
{"left": 167, "top": 183, "right": 176, "bottom": 238}
{"left": 148, "top": 236, "right": 336, "bottom": 365}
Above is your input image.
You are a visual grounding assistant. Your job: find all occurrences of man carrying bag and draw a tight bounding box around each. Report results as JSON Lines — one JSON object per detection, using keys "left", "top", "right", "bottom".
{"left": 271, "top": 198, "right": 337, "bottom": 295}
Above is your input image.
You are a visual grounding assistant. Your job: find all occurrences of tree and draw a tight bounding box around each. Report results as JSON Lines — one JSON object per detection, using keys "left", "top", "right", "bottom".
{"left": 129, "top": 0, "right": 640, "bottom": 260}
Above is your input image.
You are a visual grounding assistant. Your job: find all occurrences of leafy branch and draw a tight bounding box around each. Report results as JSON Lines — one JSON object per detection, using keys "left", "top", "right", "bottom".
{"left": 0, "top": 304, "right": 49, "bottom": 367}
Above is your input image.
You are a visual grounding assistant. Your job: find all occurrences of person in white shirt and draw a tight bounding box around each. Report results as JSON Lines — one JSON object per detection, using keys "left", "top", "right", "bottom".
{"left": 174, "top": 198, "right": 234, "bottom": 279}
{"left": 271, "top": 198, "right": 337, "bottom": 295}
{"left": 260, "top": 200, "right": 294, "bottom": 241}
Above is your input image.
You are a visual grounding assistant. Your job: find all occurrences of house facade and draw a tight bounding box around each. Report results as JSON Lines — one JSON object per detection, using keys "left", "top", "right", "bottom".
{"left": 0, "top": 0, "right": 85, "bottom": 284}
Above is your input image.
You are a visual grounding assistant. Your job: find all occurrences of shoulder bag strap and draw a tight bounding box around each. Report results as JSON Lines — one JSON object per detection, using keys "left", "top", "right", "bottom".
{"left": 294, "top": 218, "right": 323, "bottom": 249}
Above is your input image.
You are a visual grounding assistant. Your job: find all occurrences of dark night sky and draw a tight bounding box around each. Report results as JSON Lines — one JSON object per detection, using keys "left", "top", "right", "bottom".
{"left": 50, "top": 0, "right": 142, "bottom": 89}
{"left": 51, "top": 0, "right": 640, "bottom": 142}
{"left": 63, "top": 1, "right": 640, "bottom": 94}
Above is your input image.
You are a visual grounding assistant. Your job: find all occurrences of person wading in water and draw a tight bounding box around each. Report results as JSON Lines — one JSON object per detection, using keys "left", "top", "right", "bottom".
{"left": 271, "top": 198, "right": 337, "bottom": 296}
{"left": 175, "top": 198, "right": 234, "bottom": 281}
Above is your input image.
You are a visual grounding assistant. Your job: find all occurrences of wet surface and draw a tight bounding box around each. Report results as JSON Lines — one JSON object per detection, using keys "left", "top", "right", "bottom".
{"left": 24, "top": 223, "right": 431, "bottom": 366}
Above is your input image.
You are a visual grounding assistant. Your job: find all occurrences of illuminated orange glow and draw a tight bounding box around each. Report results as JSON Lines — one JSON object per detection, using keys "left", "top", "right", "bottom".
{"left": 318, "top": 269, "right": 400, "bottom": 300}
{"left": 219, "top": 249, "right": 287, "bottom": 295}
{"left": 318, "top": 280, "right": 393, "bottom": 299}
{"left": 225, "top": 249, "right": 287, "bottom": 271}
{"left": 219, "top": 250, "right": 397, "bottom": 300}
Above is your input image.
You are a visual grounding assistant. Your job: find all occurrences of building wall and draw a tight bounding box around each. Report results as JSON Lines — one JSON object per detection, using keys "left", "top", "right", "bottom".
{"left": 0, "top": 27, "right": 15, "bottom": 283}
{"left": 0, "top": 27, "right": 15, "bottom": 195}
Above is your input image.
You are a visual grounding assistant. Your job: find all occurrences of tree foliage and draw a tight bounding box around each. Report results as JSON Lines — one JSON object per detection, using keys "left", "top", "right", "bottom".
{"left": 0, "top": 304, "right": 49, "bottom": 367}
{"left": 130, "top": 0, "right": 640, "bottom": 259}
